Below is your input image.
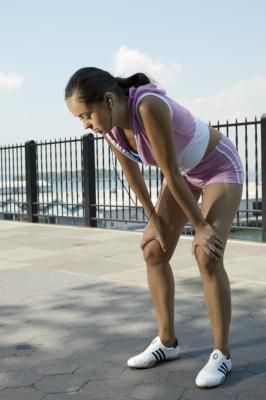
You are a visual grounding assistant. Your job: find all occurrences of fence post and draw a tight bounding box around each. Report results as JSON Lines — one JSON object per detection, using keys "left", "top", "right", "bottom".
{"left": 261, "top": 115, "right": 266, "bottom": 241}
{"left": 83, "top": 133, "right": 96, "bottom": 227}
{"left": 25, "top": 140, "right": 38, "bottom": 223}
{"left": 160, "top": 170, "right": 164, "bottom": 186}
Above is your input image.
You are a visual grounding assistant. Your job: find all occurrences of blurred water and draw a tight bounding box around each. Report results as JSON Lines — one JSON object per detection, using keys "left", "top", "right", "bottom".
{"left": 0, "top": 179, "right": 263, "bottom": 242}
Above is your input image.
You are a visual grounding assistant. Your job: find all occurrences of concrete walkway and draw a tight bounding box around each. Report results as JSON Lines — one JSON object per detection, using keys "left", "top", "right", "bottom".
{"left": 0, "top": 220, "right": 265, "bottom": 399}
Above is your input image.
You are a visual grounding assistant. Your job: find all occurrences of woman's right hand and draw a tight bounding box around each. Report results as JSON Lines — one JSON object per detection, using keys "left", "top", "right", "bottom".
{"left": 192, "top": 223, "right": 224, "bottom": 260}
{"left": 140, "top": 213, "right": 167, "bottom": 253}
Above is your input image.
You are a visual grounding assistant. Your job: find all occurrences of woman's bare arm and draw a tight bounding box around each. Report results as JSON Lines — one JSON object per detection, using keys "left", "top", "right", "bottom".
{"left": 105, "top": 136, "right": 155, "bottom": 219}
{"left": 138, "top": 95, "right": 224, "bottom": 258}
{"left": 138, "top": 95, "right": 206, "bottom": 229}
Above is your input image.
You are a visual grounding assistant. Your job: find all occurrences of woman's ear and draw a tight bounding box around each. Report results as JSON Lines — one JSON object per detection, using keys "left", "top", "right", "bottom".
{"left": 106, "top": 98, "right": 113, "bottom": 110}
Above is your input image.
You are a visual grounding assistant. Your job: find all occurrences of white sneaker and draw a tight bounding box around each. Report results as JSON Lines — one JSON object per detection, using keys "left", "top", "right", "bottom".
{"left": 195, "top": 349, "right": 232, "bottom": 388}
{"left": 127, "top": 336, "right": 180, "bottom": 369}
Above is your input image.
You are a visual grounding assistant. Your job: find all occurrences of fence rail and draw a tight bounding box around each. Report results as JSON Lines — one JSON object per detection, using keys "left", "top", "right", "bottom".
{"left": 1, "top": 115, "right": 266, "bottom": 242}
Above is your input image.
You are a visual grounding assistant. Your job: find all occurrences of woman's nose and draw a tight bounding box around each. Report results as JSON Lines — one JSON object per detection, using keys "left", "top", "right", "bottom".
{"left": 83, "top": 121, "right": 92, "bottom": 130}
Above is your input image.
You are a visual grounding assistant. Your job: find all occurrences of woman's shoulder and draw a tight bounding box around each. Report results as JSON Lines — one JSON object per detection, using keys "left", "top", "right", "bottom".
{"left": 129, "top": 83, "right": 166, "bottom": 102}
{"left": 130, "top": 84, "right": 174, "bottom": 123}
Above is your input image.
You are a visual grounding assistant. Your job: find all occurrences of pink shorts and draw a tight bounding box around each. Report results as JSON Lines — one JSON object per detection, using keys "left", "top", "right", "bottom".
{"left": 165, "top": 134, "right": 244, "bottom": 191}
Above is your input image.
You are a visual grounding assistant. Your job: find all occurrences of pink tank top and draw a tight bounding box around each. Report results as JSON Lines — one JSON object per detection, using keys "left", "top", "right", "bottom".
{"left": 106, "top": 84, "right": 209, "bottom": 174}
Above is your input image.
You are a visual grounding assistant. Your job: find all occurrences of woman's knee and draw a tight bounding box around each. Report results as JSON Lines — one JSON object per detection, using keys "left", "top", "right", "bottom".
{"left": 142, "top": 239, "right": 168, "bottom": 266}
{"left": 195, "top": 246, "right": 223, "bottom": 274}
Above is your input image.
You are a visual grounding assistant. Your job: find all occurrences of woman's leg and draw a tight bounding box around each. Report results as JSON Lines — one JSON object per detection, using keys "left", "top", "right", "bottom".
{"left": 142, "top": 183, "right": 202, "bottom": 346}
{"left": 195, "top": 182, "right": 243, "bottom": 355}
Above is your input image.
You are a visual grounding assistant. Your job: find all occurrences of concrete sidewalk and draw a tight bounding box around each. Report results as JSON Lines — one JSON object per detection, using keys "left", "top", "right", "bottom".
{"left": 0, "top": 220, "right": 265, "bottom": 399}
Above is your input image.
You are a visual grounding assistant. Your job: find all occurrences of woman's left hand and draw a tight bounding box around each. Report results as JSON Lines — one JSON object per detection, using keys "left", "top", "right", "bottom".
{"left": 192, "top": 223, "right": 224, "bottom": 261}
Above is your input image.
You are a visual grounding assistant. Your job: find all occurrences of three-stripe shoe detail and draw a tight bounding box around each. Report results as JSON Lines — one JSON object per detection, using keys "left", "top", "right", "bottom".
{"left": 152, "top": 348, "right": 166, "bottom": 362}
{"left": 195, "top": 349, "right": 232, "bottom": 388}
{"left": 218, "top": 362, "right": 229, "bottom": 376}
{"left": 127, "top": 336, "right": 180, "bottom": 369}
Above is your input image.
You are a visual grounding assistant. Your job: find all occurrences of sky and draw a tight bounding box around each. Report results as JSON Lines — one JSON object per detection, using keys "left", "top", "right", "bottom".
{"left": 0, "top": 0, "right": 266, "bottom": 146}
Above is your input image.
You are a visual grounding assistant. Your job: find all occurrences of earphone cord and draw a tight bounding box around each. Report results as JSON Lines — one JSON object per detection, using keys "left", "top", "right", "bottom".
{"left": 110, "top": 152, "right": 155, "bottom": 222}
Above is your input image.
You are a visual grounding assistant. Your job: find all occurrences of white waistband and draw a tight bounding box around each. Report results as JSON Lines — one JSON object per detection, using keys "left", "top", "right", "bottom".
{"left": 178, "top": 118, "right": 210, "bottom": 174}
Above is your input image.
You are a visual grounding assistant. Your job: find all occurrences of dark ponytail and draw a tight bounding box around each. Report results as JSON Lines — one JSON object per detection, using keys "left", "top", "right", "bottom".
{"left": 115, "top": 73, "right": 151, "bottom": 90}
{"left": 65, "top": 67, "right": 152, "bottom": 104}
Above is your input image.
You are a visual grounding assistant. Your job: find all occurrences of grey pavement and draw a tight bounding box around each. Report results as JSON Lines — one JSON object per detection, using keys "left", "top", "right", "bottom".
{"left": 0, "top": 220, "right": 265, "bottom": 400}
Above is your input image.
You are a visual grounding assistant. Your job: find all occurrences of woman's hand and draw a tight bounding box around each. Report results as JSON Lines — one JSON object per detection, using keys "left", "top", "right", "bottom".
{"left": 192, "top": 223, "right": 224, "bottom": 261}
{"left": 140, "top": 213, "right": 167, "bottom": 253}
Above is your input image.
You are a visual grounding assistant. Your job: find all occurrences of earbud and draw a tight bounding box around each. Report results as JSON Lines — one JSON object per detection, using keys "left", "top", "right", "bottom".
{"left": 107, "top": 98, "right": 113, "bottom": 110}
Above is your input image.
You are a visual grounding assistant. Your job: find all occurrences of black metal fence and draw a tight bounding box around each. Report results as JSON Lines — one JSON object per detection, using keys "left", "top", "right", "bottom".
{"left": 1, "top": 115, "right": 266, "bottom": 242}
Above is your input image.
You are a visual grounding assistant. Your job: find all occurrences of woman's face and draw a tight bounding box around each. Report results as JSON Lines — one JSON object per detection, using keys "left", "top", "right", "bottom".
{"left": 66, "top": 96, "right": 111, "bottom": 135}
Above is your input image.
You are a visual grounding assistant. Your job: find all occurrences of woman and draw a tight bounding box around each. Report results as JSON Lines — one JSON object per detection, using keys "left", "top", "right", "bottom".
{"left": 65, "top": 67, "right": 243, "bottom": 388}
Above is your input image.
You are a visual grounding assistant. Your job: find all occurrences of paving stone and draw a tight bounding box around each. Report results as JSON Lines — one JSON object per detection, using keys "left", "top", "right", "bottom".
{"left": 227, "top": 372, "right": 266, "bottom": 400}
{"left": 230, "top": 341, "right": 266, "bottom": 364}
{"left": 0, "top": 387, "right": 43, "bottom": 400}
{"left": 249, "top": 310, "right": 266, "bottom": 326}
{"left": 34, "top": 374, "right": 88, "bottom": 394}
{"left": 74, "top": 359, "right": 125, "bottom": 380}
{"left": 41, "top": 394, "right": 94, "bottom": 400}
{"left": 0, "top": 355, "right": 40, "bottom": 373}
{"left": 80, "top": 378, "right": 135, "bottom": 399}
{"left": 35, "top": 357, "right": 89, "bottom": 375}
{"left": 0, "top": 370, "right": 41, "bottom": 388}
{"left": 128, "top": 382, "right": 184, "bottom": 400}
{"left": 235, "top": 389, "right": 266, "bottom": 400}
{"left": 0, "top": 346, "right": 16, "bottom": 359}
{"left": 247, "top": 358, "right": 266, "bottom": 374}
{"left": 180, "top": 386, "right": 238, "bottom": 400}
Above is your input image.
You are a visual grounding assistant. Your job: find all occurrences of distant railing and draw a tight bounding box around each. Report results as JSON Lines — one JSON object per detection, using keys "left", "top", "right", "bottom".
{"left": 0, "top": 115, "right": 266, "bottom": 242}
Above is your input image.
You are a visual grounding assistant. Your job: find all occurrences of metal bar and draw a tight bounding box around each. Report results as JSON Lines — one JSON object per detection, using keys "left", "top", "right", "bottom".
{"left": 102, "top": 139, "right": 106, "bottom": 220}
{"left": 114, "top": 154, "right": 118, "bottom": 219}
{"left": 40, "top": 141, "right": 44, "bottom": 215}
{"left": 254, "top": 117, "right": 259, "bottom": 226}
{"left": 4, "top": 149, "right": 7, "bottom": 203}
{"left": 213, "top": 120, "right": 260, "bottom": 128}
{"left": 244, "top": 118, "right": 248, "bottom": 225}
{"left": 0, "top": 148, "right": 3, "bottom": 207}
{"left": 8, "top": 146, "right": 11, "bottom": 212}
{"left": 261, "top": 114, "right": 266, "bottom": 241}
{"left": 82, "top": 133, "right": 96, "bottom": 227}
{"left": 36, "top": 143, "right": 40, "bottom": 215}
{"left": 25, "top": 140, "right": 38, "bottom": 223}
{"left": 45, "top": 140, "right": 49, "bottom": 215}
{"left": 64, "top": 138, "right": 68, "bottom": 215}
{"left": 147, "top": 165, "right": 151, "bottom": 195}
{"left": 95, "top": 138, "right": 100, "bottom": 220}
{"left": 20, "top": 145, "right": 24, "bottom": 213}
{"left": 134, "top": 167, "right": 138, "bottom": 221}
{"left": 156, "top": 166, "right": 159, "bottom": 197}
{"left": 235, "top": 119, "right": 239, "bottom": 151}
{"left": 128, "top": 177, "right": 132, "bottom": 220}
{"left": 0, "top": 144, "right": 22, "bottom": 150}
{"left": 121, "top": 169, "right": 125, "bottom": 221}
{"left": 11, "top": 145, "right": 15, "bottom": 211}
{"left": 141, "top": 163, "right": 145, "bottom": 220}
{"left": 108, "top": 146, "right": 112, "bottom": 218}
{"left": 70, "top": 138, "right": 73, "bottom": 216}
{"left": 53, "top": 140, "right": 58, "bottom": 216}
{"left": 74, "top": 138, "right": 79, "bottom": 212}
{"left": 59, "top": 137, "right": 63, "bottom": 215}
{"left": 49, "top": 140, "right": 54, "bottom": 216}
